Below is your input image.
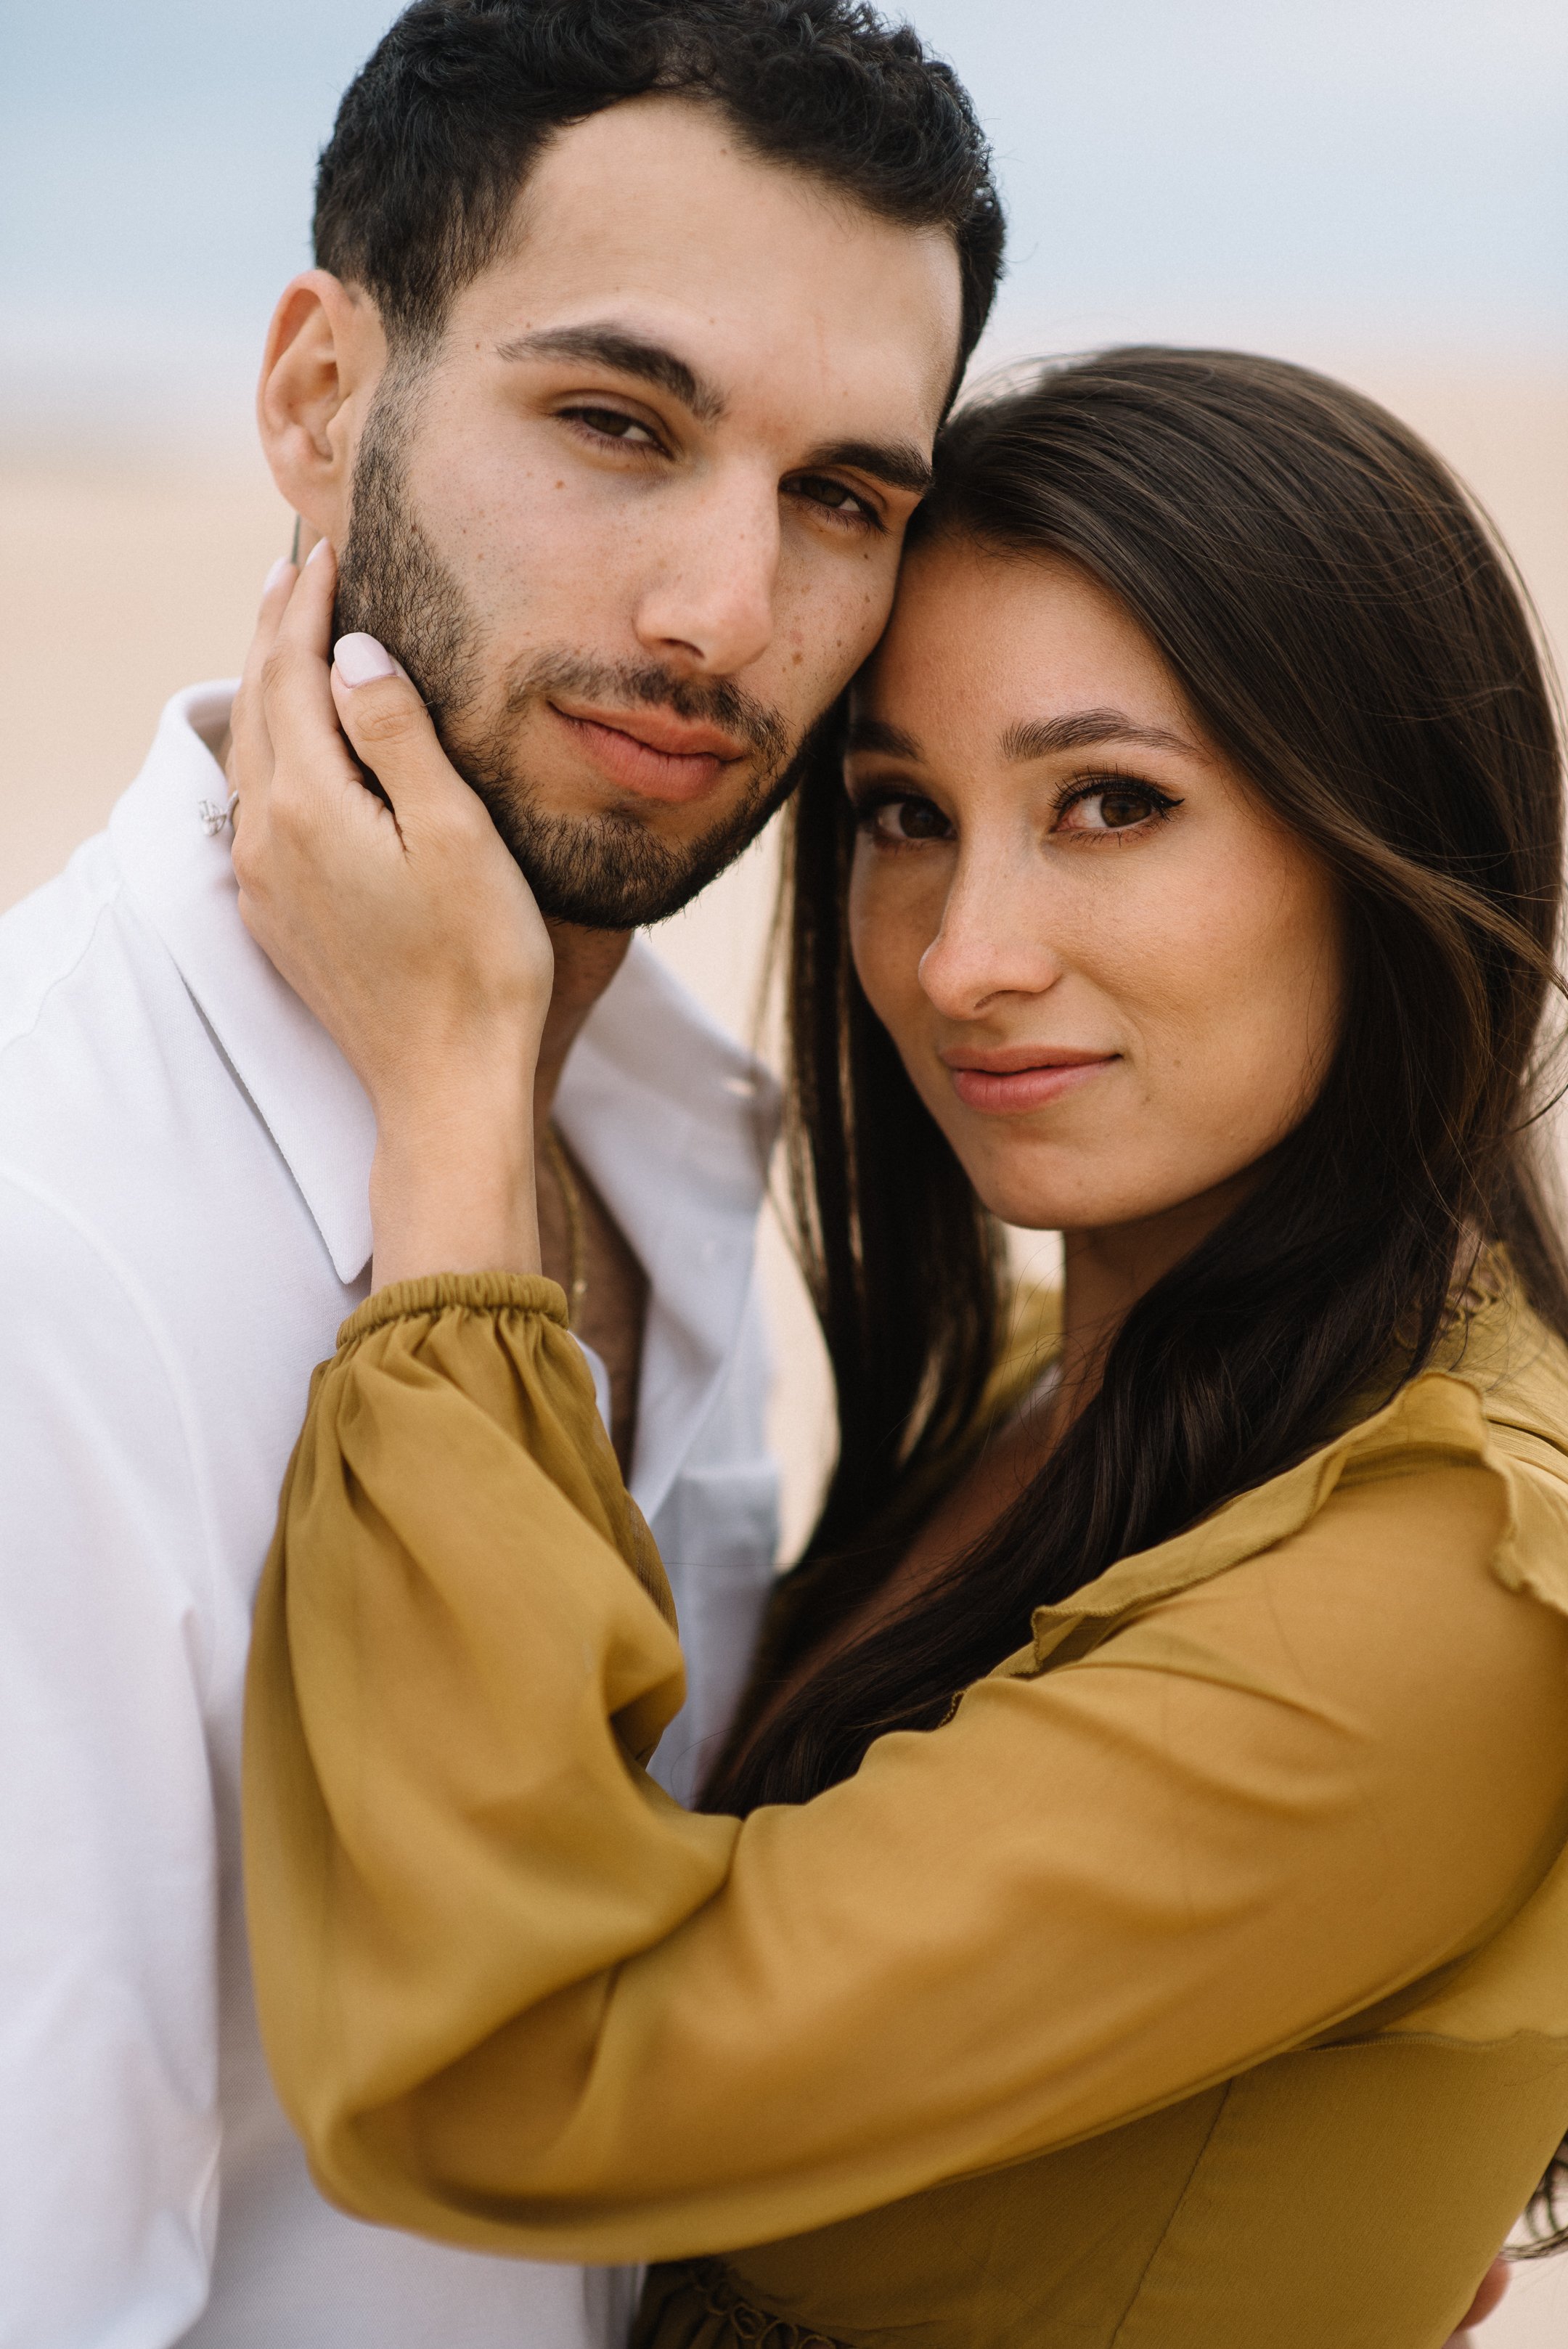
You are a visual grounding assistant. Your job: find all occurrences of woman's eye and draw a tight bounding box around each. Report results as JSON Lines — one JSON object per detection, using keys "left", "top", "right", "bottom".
{"left": 560, "top": 406, "right": 662, "bottom": 450}
{"left": 791, "top": 474, "right": 877, "bottom": 528}
{"left": 858, "top": 793, "right": 952, "bottom": 844}
{"left": 1056, "top": 780, "right": 1177, "bottom": 836}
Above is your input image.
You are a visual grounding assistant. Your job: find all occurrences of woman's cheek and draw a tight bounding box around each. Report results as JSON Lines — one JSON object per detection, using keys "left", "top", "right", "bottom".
{"left": 849, "top": 862, "right": 936, "bottom": 1052}
{"left": 1201, "top": 861, "right": 1344, "bottom": 1160}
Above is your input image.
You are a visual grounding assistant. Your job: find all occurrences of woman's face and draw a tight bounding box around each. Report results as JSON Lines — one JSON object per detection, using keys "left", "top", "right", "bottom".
{"left": 847, "top": 539, "right": 1344, "bottom": 1241}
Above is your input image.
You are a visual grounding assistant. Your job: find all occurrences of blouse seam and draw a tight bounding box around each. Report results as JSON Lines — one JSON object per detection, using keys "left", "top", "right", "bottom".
{"left": 1367, "top": 2022, "right": 1568, "bottom": 2056}
{"left": 1106, "top": 2081, "right": 1235, "bottom": 2348}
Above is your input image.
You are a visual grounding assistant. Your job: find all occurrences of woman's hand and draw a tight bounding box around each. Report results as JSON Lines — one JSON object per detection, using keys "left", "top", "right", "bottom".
{"left": 229, "top": 542, "right": 553, "bottom": 1288}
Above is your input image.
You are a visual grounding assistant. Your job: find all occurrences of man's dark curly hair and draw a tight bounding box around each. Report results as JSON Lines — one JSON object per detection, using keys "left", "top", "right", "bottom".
{"left": 314, "top": 0, "right": 1003, "bottom": 392}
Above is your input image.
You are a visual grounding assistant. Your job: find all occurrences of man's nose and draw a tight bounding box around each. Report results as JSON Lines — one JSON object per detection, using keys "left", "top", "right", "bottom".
{"left": 633, "top": 472, "right": 780, "bottom": 679}
{"left": 917, "top": 845, "right": 1066, "bottom": 1019}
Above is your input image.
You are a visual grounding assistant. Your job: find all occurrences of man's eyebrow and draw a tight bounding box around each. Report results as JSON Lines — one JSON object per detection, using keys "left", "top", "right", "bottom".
{"left": 799, "top": 438, "right": 934, "bottom": 498}
{"left": 845, "top": 716, "right": 923, "bottom": 759}
{"left": 494, "top": 324, "right": 726, "bottom": 425}
{"left": 1001, "top": 708, "right": 1197, "bottom": 761}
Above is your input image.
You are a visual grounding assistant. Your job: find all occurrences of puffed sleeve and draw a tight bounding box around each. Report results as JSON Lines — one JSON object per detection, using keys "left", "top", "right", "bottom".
{"left": 244, "top": 1278, "right": 1568, "bottom": 2264}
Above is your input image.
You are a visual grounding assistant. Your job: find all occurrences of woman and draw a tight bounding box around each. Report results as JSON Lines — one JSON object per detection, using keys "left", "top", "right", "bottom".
{"left": 237, "top": 349, "right": 1568, "bottom": 2346}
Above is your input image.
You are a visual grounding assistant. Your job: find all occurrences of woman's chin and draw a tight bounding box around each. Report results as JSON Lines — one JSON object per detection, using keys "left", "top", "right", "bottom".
{"left": 956, "top": 1148, "right": 1097, "bottom": 1237}
{"left": 966, "top": 1176, "right": 1074, "bottom": 1235}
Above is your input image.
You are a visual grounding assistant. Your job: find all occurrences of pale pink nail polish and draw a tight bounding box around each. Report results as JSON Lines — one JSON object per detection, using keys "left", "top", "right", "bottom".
{"left": 263, "top": 555, "right": 293, "bottom": 595}
{"left": 306, "top": 536, "right": 332, "bottom": 568}
{"left": 333, "top": 633, "right": 399, "bottom": 687}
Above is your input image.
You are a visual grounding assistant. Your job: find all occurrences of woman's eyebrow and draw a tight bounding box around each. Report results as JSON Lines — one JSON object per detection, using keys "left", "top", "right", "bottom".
{"left": 845, "top": 716, "right": 923, "bottom": 759}
{"left": 1003, "top": 708, "right": 1195, "bottom": 761}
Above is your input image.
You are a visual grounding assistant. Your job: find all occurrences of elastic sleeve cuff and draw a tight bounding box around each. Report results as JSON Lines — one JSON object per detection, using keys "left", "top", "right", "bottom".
{"left": 338, "top": 1272, "right": 569, "bottom": 1352}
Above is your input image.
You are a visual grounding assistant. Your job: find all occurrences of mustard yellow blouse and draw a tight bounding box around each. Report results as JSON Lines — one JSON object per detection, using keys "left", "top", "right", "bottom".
{"left": 243, "top": 1270, "right": 1568, "bottom": 2348}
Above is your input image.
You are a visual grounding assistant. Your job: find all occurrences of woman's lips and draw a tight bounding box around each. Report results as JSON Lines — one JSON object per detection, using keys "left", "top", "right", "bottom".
{"left": 550, "top": 705, "right": 744, "bottom": 804}
{"left": 944, "top": 1053, "right": 1117, "bottom": 1114}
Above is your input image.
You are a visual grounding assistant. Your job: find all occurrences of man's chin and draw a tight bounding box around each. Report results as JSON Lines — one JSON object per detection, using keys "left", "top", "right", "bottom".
{"left": 481, "top": 800, "right": 761, "bottom": 931}
{"left": 442, "top": 691, "right": 828, "bottom": 928}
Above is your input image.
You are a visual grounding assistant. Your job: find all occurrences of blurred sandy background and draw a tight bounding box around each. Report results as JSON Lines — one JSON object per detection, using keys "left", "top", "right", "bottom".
{"left": 2, "top": 4, "right": 1566, "bottom": 2331}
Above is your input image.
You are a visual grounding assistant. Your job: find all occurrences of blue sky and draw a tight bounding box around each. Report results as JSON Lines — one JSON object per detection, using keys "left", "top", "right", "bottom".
{"left": 2, "top": 0, "right": 1564, "bottom": 447}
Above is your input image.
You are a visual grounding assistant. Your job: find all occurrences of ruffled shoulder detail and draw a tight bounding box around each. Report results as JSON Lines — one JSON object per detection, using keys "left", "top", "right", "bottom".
{"left": 1029, "top": 1290, "right": 1568, "bottom": 1671}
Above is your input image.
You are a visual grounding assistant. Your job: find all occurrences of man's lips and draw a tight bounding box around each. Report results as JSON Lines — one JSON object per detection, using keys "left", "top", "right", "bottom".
{"left": 550, "top": 701, "right": 750, "bottom": 804}
{"left": 939, "top": 1045, "right": 1119, "bottom": 1115}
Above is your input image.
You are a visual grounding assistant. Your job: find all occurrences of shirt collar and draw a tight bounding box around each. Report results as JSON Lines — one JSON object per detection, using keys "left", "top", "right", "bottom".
{"left": 110, "top": 682, "right": 380, "bottom": 1283}
{"left": 107, "top": 689, "right": 783, "bottom": 1503}
{"left": 554, "top": 937, "right": 781, "bottom": 1521}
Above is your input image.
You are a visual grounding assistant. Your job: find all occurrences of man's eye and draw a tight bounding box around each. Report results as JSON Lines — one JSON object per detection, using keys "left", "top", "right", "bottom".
{"left": 560, "top": 406, "right": 661, "bottom": 449}
{"left": 791, "top": 474, "right": 876, "bottom": 526}
{"left": 858, "top": 793, "right": 952, "bottom": 843}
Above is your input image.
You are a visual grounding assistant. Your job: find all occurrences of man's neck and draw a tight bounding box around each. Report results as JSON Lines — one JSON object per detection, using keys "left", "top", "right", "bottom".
{"left": 532, "top": 922, "right": 635, "bottom": 1128}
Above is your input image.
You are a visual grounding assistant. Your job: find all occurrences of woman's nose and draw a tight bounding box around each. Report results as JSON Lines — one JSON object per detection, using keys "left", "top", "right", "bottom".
{"left": 917, "top": 851, "right": 1065, "bottom": 1020}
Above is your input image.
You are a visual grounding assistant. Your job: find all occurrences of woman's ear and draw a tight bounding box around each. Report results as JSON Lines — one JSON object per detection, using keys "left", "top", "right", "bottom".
{"left": 256, "top": 270, "right": 385, "bottom": 544}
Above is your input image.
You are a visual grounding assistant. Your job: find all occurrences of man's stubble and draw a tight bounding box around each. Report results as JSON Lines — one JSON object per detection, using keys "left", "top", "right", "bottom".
{"left": 335, "top": 372, "right": 824, "bottom": 929}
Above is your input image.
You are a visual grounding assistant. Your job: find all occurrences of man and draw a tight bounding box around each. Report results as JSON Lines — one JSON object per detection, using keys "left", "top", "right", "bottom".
{"left": 0, "top": 2, "right": 1001, "bottom": 2342}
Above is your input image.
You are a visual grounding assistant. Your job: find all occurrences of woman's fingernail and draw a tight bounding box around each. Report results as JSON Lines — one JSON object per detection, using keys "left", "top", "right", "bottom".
{"left": 263, "top": 555, "right": 293, "bottom": 595}
{"left": 306, "top": 536, "right": 332, "bottom": 568}
{"left": 333, "top": 633, "right": 399, "bottom": 687}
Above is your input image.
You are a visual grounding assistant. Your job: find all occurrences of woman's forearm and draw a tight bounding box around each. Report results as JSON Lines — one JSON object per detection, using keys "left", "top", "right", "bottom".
{"left": 369, "top": 1076, "right": 541, "bottom": 1290}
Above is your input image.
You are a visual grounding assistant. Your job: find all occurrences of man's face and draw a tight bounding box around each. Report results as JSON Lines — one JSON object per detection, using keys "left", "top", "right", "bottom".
{"left": 334, "top": 96, "right": 963, "bottom": 926}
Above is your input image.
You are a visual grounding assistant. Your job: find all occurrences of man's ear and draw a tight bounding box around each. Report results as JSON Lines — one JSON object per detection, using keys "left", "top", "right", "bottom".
{"left": 256, "top": 271, "right": 386, "bottom": 543}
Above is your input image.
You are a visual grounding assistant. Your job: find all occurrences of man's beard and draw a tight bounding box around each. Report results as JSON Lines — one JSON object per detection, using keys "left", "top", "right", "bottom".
{"left": 335, "top": 380, "right": 814, "bottom": 928}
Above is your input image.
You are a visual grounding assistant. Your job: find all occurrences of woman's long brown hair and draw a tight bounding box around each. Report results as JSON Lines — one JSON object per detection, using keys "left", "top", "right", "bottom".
{"left": 702, "top": 348, "right": 1568, "bottom": 2243}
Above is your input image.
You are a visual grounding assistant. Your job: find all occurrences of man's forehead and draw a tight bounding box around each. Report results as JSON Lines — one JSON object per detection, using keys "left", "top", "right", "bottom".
{"left": 468, "top": 97, "right": 963, "bottom": 433}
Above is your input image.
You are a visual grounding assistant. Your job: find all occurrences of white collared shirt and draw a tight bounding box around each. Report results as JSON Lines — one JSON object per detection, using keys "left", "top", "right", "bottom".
{"left": 0, "top": 685, "right": 782, "bottom": 2349}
